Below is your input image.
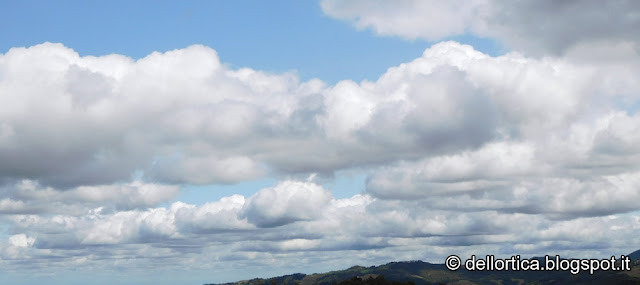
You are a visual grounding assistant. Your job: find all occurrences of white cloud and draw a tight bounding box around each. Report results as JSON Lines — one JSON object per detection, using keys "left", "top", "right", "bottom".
{"left": 0, "top": 41, "right": 520, "bottom": 187}
{"left": 0, "top": 199, "right": 28, "bottom": 214}
{"left": 321, "top": 0, "right": 490, "bottom": 41}
{"left": 8, "top": 234, "right": 35, "bottom": 248}
{"left": 321, "top": 0, "right": 640, "bottom": 55}
{"left": 0, "top": 43, "right": 313, "bottom": 187}
{"left": 1, "top": 180, "right": 638, "bottom": 276}
{"left": 242, "top": 181, "right": 333, "bottom": 228}
{"left": 1, "top": 38, "right": 640, "bottom": 278}
{"left": 175, "top": 196, "right": 251, "bottom": 233}
{"left": 0, "top": 180, "right": 179, "bottom": 215}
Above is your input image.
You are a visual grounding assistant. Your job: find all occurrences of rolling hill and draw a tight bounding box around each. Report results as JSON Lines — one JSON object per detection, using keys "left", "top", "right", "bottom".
{"left": 207, "top": 250, "right": 640, "bottom": 285}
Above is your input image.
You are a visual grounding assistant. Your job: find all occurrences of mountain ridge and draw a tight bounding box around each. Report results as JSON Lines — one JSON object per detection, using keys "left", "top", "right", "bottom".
{"left": 207, "top": 250, "right": 640, "bottom": 285}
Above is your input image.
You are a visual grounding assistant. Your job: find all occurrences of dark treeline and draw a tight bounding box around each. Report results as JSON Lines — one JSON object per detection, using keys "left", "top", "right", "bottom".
{"left": 332, "top": 275, "right": 416, "bottom": 285}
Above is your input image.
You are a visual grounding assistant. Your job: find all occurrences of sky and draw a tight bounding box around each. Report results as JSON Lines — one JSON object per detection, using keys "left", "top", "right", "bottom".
{"left": 1, "top": 0, "right": 640, "bottom": 284}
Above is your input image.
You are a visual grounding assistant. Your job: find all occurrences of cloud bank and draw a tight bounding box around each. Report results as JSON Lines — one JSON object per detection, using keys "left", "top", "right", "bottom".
{"left": 2, "top": 1, "right": 640, "bottom": 280}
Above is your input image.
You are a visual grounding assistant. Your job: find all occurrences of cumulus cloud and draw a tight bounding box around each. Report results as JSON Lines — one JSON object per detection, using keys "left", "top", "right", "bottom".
{"left": 242, "top": 181, "right": 333, "bottom": 227}
{"left": 366, "top": 141, "right": 539, "bottom": 199}
{"left": 366, "top": 111, "right": 640, "bottom": 218}
{"left": 4, "top": 181, "right": 333, "bottom": 249}
{"left": 3, "top": 182, "right": 638, "bottom": 274}
{"left": 3, "top": 41, "right": 637, "bottom": 190}
{"left": 0, "top": 42, "right": 500, "bottom": 188}
{"left": 321, "top": 0, "right": 640, "bottom": 55}
{"left": 2, "top": 37, "right": 640, "bottom": 278}
{"left": 175, "top": 196, "right": 250, "bottom": 233}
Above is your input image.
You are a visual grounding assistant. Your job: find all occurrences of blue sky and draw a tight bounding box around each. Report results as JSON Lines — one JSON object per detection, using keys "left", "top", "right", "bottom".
{"left": 1, "top": 0, "right": 501, "bottom": 84}
{"left": 2, "top": 0, "right": 419, "bottom": 83}
{"left": 1, "top": 1, "right": 640, "bottom": 285}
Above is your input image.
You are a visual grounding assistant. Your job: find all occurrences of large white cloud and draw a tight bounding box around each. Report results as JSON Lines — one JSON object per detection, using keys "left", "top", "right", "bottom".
{"left": 0, "top": 43, "right": 422, "bottom": 189}
{"left": 0, "top": 42, "right": 496, "bottom": 188}
{"left": 0, "top": 43, "right": 305, "bottom": 187}
{"left": 3, "top": 41, "right": 637, "bottom": 189}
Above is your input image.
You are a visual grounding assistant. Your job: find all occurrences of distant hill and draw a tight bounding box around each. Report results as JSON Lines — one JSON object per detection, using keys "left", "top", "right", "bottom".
{"left": 207, "top": 251, "right": 640, "bottom": 285}
{"left": 629, "top": 249, "right": 640, "bottom": 261}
